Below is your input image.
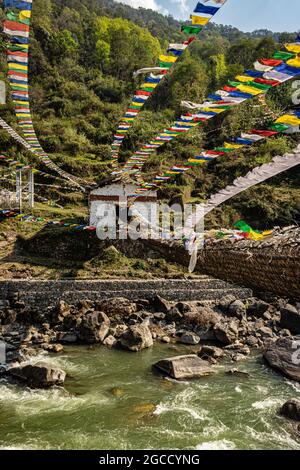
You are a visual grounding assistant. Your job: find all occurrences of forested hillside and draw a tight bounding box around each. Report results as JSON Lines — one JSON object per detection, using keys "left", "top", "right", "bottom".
{"left": 0, "top": 0, "right": 299, "bottom": 228}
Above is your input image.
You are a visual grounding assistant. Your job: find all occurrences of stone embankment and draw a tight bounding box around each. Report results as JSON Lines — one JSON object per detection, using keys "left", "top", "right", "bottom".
{"left": 0, "top": 278, "right": 252, "bottom": 309}
{"left": 150, "top": 226, "right": 300, "bottom": 299}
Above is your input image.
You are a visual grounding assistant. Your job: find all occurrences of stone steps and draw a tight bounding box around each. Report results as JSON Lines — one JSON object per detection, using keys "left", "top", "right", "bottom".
{"left": 0, "top": 278, "right": 252, "bottom": 307}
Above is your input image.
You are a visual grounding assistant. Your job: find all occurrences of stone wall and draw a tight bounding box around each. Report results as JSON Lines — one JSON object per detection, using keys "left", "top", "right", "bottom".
{"left": 0, "top": 278, "right": 252, "bottom": 309}
{"left": 149, "top": 229, "right": 300, "bottom": 300}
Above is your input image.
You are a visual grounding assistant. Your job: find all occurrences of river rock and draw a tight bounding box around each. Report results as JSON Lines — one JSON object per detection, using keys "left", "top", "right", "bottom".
{"left": 166, "top": 307, "right": 183, "bottom": 323}
{"left": 279, "top": 329, "right": 291, "bottom": 337}
{"left": 97, "top": 298, "right": 137, "bottom": 318}
{"left": 151, "top": 295, "right": 171, "bottom": 314}
{"left": 178, "top": 331, "right": 200, "bottom": 345}
{"left": 218, "top": 294, "right": 237, "bottom": 313}
{"left": 78, "top": 311, "right": 110, "bottom": 343}
{"left": 228, "top": 300, "right": 246, "bottom": 319}
{"left": 280, "top": 399, "right": 300, "bottom": 421}
{"left": 8, "top": 362, "right": 66, "bottom": 388}
{"left": 120, "top": 323, "right": 153, "bottom": 352}
{"left": 247, "top": 300, "right": 270, "bottom": 318}
{"left": 154, "top": 354, "right": 213, "bottom": 380}
{"left": 42, "top": 343, "right": 64, "bottom": 353}
{"left": 175, "top": 302, "right": 192, "bottom": 314}
{"left": 214, "top": 321, "right": 239, "bottom": 345}
{"left": 109, "top": 324, "right": 128, "bottom": 338}
{"left": 185, "top": 307, "right": 220, "bottom": 341}
{"left": 103, "top": 335, "right": 117, "bottom": 348}
{"left": 232, "top": 353, "right": 247, "bottom": 362}
{"left": 198, "top": 345, "right": 224, "bottom": 360}
{"left": 280, "top": 305, "right": 300, "bottom": 334}
{"left": 264, "top": 336, "right": 300, "bottom": 382}
{"left": 257, "top": 326, "right": 274, "bottom": 338}
{"left": 161, "top": 336, "right": 171, "bottom": 343}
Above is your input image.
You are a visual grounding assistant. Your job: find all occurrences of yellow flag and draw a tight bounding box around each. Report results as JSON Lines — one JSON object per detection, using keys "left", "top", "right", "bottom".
{"left": 141, "top": 82, "right": 157, "bottom": 88}
{"left": 20, "top": 10, "right": 31, "bottom": 20}
{"left": 235, "top": 75, "right": 255, "bottom": 83}
{"left": 190, "top": 15, "right": 210, "bottom": 25}
{"left": 285, "top": 43, "right": 300, "bottom": 54}
{"left": 286, "top": 56, "right": 300, "bottom": 68}
{"left": 202, "top": 107, "right": 224, "bottom": 114}
{"left": 224, "top": 142, "right": 244, "bottom": 149}
{"left": 276, "top": 115, "right": 300, "bottom": 126}
{"left": 131, "top": 101, "right": 144, "bottom": 107}
{"left": 159, "top": 55, "right": 177, "bottom": 63}
{"left": 188, "top": 159, "right": 205, "bottom": 164}
{"left": 236, "top": 84, "right": 263, "bottom": 96}
{"left": 248, "top": 229, "right": 265, "bottom": 241}
{"left": 12, "top": 83, "right": 28, "bottom": 89}
{"left": 262, "top": 230, "right": 273, "bottom": 236}
{"left": 8, "top": 63, "right": 28, "bottom": 71}
{"left": 13, "top": 100, "right": 29, "bottom": 106}
{"left": 176, "top": 121, "right": 198, "bottom": 126}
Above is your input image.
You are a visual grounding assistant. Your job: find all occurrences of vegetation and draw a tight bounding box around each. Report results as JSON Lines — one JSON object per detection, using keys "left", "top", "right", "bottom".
{"left": 0, "top": 0, "right": 299, "bottom": 229}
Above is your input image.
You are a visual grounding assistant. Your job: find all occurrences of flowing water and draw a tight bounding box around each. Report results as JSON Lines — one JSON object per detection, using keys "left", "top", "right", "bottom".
{"left": 0, "top": 344, "right": 300, "bottom": 450}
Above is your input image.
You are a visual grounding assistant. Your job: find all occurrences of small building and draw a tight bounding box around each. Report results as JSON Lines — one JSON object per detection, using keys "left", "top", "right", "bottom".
{"left": 89, "top": 183, "right": 157, "bottom": 230}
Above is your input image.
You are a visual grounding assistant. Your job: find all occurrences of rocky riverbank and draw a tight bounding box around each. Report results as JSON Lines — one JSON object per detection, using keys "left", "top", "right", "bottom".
{"left": 0, "top": 292, "right": 300, "bottom": 427}
{"left": 0, "top": 293, "right": 299, "bottom": 370}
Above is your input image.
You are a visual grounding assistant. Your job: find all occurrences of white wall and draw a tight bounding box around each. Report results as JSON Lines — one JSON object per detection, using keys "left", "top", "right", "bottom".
{"left": 89, "top": 183, "right": 157, "bottom": 228}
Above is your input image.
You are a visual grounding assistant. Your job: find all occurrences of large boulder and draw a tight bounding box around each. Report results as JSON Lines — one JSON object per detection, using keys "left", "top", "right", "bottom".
{"left": 151, "top": 295, "right": 171, "bottom": 314}
{"left": 280, "top": 305, "right": 300, "bottom": 334}
{"left": 154, "top": 355, "right": 213, "bottom": 380}
{"left": 198, "top": 345, "right": 225, "bottom": 360}
{"left": 280, "top": 399, "right": 300, "bottom": 421}
{"left": 120, "top": 323, "right": 153, "bottom": 352}
{"left": 166, "top": 307, "right": 183, "bottom": 323}
{"left": 218, "top": 295, "right": 237, "bottom": 313}
{"left": 264, "top": 336, "right": 300, "bottom": 382}
{"left": 247, "top": 299, "right": 270, "bottom": 318}
{"left": 96, "top": 298, "right": 137, "bottom": 319}
{"left": 78, "top": 311, "right": 110, "bottom": 343}
{"left": 178, "top": 331, "right": 200, "bottom": 345}
{"left": 8, "top": 362, "right": 66, "bottom": 388}
{"left": 185, "top": 307, "right": 221, "bottom": 340}
{"left": 228, "top": 300, "right": 246, "bottom": 319}
{"left": 214, "top": 320, "right": 239, "bottom": 345}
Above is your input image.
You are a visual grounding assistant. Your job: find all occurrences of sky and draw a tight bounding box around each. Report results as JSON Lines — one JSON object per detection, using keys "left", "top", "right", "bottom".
{"left": 114, "top": 0, "right": 300, "bottom": 33}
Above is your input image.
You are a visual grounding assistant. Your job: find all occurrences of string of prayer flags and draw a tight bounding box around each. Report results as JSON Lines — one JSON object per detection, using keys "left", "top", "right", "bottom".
{"left": 2, "top": 0, "right": 86, "bottom": 189}
{"left": 233, "top": 220, "right": 267, "bottom": 241}
{"left": 0, "top": 153, "right": 79, "bottom": 187}
{"left": 0, "top": 116, "right": 84, "bottom": 189}
{"left": 201, "top": 145, "right": 300, "bottom": 219}
{"left": 109, "top": 1, "right": 228, "bottom": 164}
{"left": 118, "top": 40, "right": 300, "bottom": 177}
{"left": 137, "top": 109, "right": 299, "bottom": 190}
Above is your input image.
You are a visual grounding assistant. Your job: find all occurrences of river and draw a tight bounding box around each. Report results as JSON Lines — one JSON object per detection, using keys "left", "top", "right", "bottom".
{"left": 0, "top": 344, "right": 299, "bottom": 450}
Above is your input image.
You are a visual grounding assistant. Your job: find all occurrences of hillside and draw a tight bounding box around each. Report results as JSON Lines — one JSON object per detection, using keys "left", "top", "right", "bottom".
{"left": 0, "top": 0, "right": 299, "bottom": 228}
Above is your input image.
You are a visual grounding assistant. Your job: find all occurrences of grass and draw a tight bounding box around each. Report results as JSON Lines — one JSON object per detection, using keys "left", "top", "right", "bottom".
{"left": 0, "top": 212, "right": 191, "bottom": 280}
